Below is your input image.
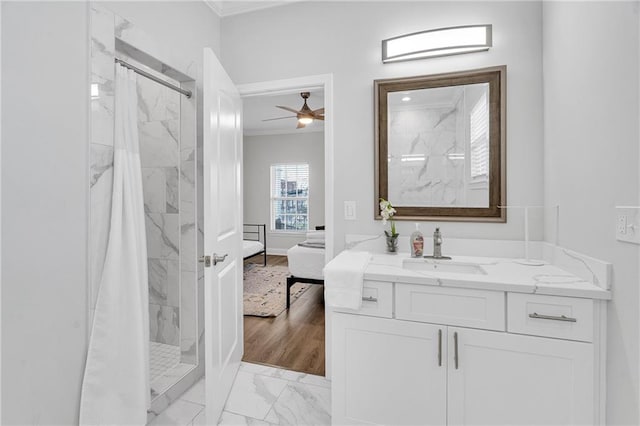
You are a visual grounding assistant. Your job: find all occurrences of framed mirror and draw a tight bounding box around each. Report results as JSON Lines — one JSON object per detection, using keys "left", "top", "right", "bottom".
{"left": 374, "top": 66, "right": 506, "bottom": 222}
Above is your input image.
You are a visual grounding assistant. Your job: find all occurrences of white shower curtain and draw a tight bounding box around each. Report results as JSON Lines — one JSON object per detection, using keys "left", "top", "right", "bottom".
{"left": 80, "top": 66, "right": 150, "bottom": 425}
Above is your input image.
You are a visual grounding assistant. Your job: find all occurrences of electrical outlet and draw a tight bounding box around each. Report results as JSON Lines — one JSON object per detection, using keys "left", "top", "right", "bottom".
{"left": 617, "top": 215, "right": 627, "bottom": 235}
{"left": 616, "top": 207, "right": 640, "bottom": 244}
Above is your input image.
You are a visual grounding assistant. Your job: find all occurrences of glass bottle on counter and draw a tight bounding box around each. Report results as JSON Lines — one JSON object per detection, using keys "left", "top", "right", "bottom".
{"left": 410, "top": 223, "right": 424, "bottom": 257}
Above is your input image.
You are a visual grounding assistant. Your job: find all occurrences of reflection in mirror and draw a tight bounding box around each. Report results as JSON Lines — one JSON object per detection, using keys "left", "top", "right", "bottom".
{"left": 375, "top": 66, "right": 506, "bottom": 222}
{"left": 387, "top": 83, "right": 490, "bottom": 208}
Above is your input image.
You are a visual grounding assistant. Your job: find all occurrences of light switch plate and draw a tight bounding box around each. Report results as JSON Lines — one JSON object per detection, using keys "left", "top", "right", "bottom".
{"left": 344, "top": 201, "right": 357, "bottom": 220}
{"left": 616, "top": 207, "right": 640, "bottom": 244}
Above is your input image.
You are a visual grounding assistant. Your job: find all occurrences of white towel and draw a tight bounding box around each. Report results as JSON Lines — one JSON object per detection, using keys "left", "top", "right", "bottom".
{"left": 306, "top": 230, "right": 325, "bottom": 240}
{"left": 324, "top": 250, "right": 371, "bottom": 309}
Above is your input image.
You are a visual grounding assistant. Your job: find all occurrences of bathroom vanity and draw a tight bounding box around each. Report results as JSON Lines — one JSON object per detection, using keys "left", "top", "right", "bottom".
{"left": 330, "top": 253, "right": 610, "bottom": 425}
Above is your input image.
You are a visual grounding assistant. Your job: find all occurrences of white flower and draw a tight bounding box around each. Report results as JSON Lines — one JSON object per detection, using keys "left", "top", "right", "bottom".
{"left": 379, "top": 198, "right": 396, "bottom": 225}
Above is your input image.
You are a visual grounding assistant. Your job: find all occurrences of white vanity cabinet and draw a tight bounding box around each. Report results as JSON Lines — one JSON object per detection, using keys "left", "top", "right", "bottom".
{"left": 447, "top": 327, "right": 593, "bottom": 425}
{"left": 331, "top": 281, "right": 604, "bottom": 425}
{"left": 332, "top": 313, "right": 447, "bottom": 425}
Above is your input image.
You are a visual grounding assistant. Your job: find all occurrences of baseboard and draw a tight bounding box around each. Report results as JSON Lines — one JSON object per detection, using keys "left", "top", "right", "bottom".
{"left": 266, "top": 248, "right": 288, "bottom": 256}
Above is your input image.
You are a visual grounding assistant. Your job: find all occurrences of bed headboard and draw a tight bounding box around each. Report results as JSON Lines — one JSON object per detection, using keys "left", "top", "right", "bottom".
{"left": 243, "top": 223, "right": 266, "bottom": 244}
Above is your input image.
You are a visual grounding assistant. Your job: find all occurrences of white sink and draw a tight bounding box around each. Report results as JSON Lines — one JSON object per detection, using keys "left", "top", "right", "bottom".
{"left": 403, "top": 259, "right": 487, "bottom": 275}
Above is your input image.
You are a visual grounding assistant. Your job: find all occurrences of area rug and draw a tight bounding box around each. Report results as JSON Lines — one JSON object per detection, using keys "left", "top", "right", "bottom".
{"left": 243, "top": 263, "right": 311, "bottom": 317}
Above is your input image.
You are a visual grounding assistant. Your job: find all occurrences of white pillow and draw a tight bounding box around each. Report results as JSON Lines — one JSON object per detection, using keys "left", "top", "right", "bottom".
{"left": 306, "top": 230, "right": 325, "bottom": 240}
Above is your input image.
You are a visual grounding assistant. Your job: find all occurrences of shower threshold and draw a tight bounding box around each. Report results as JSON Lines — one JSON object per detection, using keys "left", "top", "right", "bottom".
{"left": 149, "top": 341, "right": 196, "bottom": 399}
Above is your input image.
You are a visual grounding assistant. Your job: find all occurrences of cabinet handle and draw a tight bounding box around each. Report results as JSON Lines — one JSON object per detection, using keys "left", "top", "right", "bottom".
{"left": 529, "top": 312, "right": 577, "bottom": 323}
{"left": 438, "top": 329, "right": 442, "bottom": 367}
{"left": 453, "top": 331, "right": 459, "bottom": 369}
{"left": 362, "top": 296, "right": 378, "bottom": 302}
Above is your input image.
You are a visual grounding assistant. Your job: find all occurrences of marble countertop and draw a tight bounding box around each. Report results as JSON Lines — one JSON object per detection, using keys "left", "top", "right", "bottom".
{"left": 363, "top": 253, "right": 612, "bottom": 300}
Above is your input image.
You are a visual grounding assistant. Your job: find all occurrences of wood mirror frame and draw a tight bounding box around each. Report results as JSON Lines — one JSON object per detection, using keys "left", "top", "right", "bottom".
{"left": 374, "top": 66, "right": 506, "bottom": 222}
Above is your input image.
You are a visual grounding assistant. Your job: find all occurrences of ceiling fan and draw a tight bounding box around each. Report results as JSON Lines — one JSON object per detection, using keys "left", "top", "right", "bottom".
{"left": 262, "top": 92, "right": 325, "bottom": 129}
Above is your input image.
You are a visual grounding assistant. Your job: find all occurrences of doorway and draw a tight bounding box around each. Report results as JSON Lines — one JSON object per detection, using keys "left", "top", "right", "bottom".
{"left": 238, "top": 76, "right": 334, "bottom": 377}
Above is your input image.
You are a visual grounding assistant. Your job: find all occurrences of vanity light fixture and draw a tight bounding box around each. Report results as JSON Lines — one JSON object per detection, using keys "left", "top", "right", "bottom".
{"left": 382, "top": 24, "right": 492, "bottom": 63}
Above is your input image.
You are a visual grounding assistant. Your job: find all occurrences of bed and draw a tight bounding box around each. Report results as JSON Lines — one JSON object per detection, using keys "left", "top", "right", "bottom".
{"left": 243, "top": 224, "right": 267, "bottom": 266}
{"left": 285, "top": 227, "right": 326, "bottom": 308}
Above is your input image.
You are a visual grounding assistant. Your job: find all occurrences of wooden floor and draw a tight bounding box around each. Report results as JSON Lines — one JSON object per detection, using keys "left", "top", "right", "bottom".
{"left": 242, "top": 255, "right": 325, "bottom": 376}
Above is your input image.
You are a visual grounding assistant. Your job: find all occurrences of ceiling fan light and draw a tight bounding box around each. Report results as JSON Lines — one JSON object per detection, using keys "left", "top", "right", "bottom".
{"left": 298, "top": 116, "right": 313, "bottom": 125}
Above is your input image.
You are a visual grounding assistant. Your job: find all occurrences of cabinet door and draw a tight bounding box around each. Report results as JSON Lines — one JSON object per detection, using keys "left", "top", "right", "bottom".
{"left": 447, "top": 327, "right": 594, "bottom": 425}
{"left": 332, "top": 313, "right": 447, "bottom": 425}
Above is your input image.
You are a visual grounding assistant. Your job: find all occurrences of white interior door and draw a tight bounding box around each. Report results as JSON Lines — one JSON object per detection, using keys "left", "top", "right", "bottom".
{"left": 203, "top": 47, "right": 243, "bottom": 424}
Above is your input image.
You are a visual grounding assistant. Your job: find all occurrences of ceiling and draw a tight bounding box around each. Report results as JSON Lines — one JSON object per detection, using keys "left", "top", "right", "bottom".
{"left": 204, "top": 0, "right": 304, "bottom": 17}
{"left": 243, "top": 89, "right": 325, "bottom": 136}
{"left": 203, "top": 1, "right": 324, "bottom": 135}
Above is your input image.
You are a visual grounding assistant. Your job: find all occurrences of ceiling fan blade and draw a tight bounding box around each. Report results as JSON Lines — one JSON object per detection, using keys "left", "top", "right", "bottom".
{"left": 313, "top": 115, "right": 325, "bottom": 121}
{"left": 262, "top": 116, "right": 296, "bottom": 122}
{"left": 296, "top": 121, "right": 306, "bottom": 129}
{"left": 276, "top": 105, "right": 301, "bottom": 114}
{"left": 312, "top": 107, "right": 325, "bottom": 115}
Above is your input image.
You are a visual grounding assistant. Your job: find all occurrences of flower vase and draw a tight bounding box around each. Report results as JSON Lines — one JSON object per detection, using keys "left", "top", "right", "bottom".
{"left": 385, "top": 234, "right": 399, "bottom": 253}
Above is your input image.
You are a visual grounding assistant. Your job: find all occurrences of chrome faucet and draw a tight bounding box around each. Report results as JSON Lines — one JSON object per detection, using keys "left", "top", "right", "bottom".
{"left": 424, "top": 227, "right": 451, "bottom": 259}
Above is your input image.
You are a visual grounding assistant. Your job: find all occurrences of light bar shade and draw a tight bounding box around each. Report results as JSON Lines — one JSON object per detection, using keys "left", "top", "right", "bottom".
{"left": 382, "top": 25, "right": 492, "bottom": 63}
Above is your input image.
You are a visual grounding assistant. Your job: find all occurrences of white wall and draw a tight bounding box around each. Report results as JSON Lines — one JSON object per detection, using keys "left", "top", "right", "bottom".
{"left": 1, "top": 2, "right": 90, "bottom": 424}
{"left": 221, "top": 1, "right": 544, "bottom": 252}
{"left": 542, "top": 2, "right": 640, "bottom": 424}
{"left": 1, "top": 2, "right": 220, "bottom": 424}
{"left": 244, "top": 132, "right": 325, "bottom": 252}
{"left": 1, "top": 1, "right": 4, "bottom": 418}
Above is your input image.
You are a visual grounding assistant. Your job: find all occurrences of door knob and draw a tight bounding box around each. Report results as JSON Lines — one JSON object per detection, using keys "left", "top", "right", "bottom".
{"left": 199, "top": 253, "right": 228, "bottom": 267}
{"left": 212, "top": 253, "right": 228, "bottom": 265}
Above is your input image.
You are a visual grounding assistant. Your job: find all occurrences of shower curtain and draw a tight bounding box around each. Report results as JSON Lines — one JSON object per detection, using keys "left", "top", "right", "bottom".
{"left": 80, "top": 66, "right": 150, "bottom": 425}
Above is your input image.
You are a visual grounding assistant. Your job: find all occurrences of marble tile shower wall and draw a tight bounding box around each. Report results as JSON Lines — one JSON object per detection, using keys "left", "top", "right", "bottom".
{"left": 387, "top": 99, "right": 466, "bottom": 206}
{"left": 90, "top": 6, "right": 199, "bottom": 367}
{"left": 139, "top": 76, "right": 182, "bottom": 347}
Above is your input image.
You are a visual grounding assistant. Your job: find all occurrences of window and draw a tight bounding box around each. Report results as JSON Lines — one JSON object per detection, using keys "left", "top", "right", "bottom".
{"left": 270, "top": 164, "right": 309, "bottom": 232}
{"left": 469, "top": 92, "right": 489, "bottom": 183}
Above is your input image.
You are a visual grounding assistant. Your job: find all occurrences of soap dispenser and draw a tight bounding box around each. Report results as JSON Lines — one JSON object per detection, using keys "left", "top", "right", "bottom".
{"left": 410, "top": 223, "right": 424, "bottom": 258}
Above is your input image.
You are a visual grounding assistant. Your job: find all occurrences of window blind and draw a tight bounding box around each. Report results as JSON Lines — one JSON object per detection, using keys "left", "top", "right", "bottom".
{"left": 270, "top": 164, "right": 309, "bottom": 232}
{"left": 469, "top": 93, "right": 489, "bottom": 180}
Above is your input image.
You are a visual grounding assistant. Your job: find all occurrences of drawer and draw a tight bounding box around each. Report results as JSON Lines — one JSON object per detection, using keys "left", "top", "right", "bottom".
{"left": 507, "top": 293, "right": 594, "bottom": 342}
{"left": 395, "top": 284, "right": 505, "bottom": 331}
{"left": 334, "top": 280, "right": 393, "bottom": 318}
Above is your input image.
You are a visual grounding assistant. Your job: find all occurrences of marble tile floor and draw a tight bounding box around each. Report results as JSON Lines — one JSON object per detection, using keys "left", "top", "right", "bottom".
{"left": 149, "top": 362, "right": 331, "bottom": 425}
